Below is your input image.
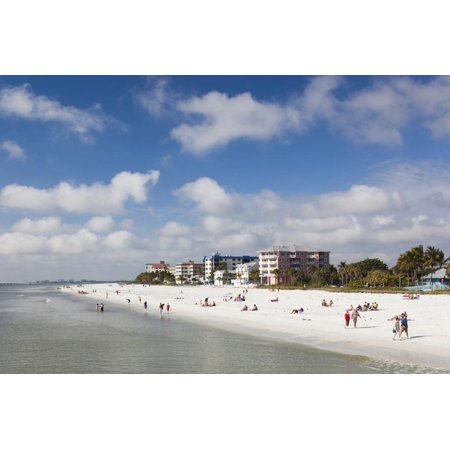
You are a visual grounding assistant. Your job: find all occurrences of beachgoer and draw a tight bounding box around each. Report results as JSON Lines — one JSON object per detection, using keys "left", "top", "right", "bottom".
{"left": 291, "top": 309, "right": 299, "bottom": 314}
{"left": 388, "top": 315, "right": 400, "bottom": 339}
{"left": 351, "top": 309, "right": 360, "bottom": 328}
{"left": 127, "top": 298, "right": 131, "bottom": 304}
{"left": 344, "top": 310, "right": 350, "bottom": 328}
{"left": 159, "top": 303, "right": 164, "bottom": 313}
{"left": 329, "top": 300, "right": 333, "bottom": 307}
{"left": 100, "top": 303, "right": 104, "bottom": 312}
{"left": 251, "top": 304, "right": 258, "bottom": 311}
{"left": 299, "top": 307, "right": 304, "bottom": 313}
{"left": 144, "top": 301, "right": 148, "bottom": 310}
{"left": 399, "top": 313, "right": 409, "bottom": 339}
{"left": 96, "top": 303, "right": 100, "bottom": 311}
{"left": 241, "top": 305, "right": 248, "bottom": 311}
{"left": 211, "top": 301, "right": 216, "bottom": 307}
{"left": 166, "top": 303, "right": 170, "bottom": 313}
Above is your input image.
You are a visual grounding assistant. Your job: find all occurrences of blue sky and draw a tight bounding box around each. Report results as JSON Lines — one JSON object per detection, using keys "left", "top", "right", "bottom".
{"left": 1, "top": 75, "right": 450, "bottom": 282}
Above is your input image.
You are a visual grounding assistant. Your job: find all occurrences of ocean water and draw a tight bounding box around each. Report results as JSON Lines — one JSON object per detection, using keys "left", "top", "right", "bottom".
{"left": 0, "top": 284, "right": 446, "bottom": 374}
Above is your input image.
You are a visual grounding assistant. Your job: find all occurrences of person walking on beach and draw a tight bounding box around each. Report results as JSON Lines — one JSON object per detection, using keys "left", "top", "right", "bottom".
{"left": 351, "top": 309, "right": 361, "bottom": 328}
{"left": 144, "top": 301, "right": 148, "bottom": 310}
{"left": 166, "top": 303, "right": 170, "bottom": 313}
{"left": 399, "top": 313, "right": 409, "bottom": 339}
{"left": 159, "top": 303, "right": 164, "bottom": 314}
{"left": 388, "top": 315, "right": 400, "bottom": 339}
{"left": 344, "top": 310, "right": 350, "bottom": 328}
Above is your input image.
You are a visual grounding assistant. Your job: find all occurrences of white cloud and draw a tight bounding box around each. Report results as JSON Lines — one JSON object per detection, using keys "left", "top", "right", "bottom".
{"left": 301, "top": 185, "right": 402, "bottom": 216}
{"left": 86, "top": 216, "right": 114, "bottom": 233}
{"left": 3, "top": 160, "right": 450, "bottom": 279}
{"left": 0, "top": 232, "right": 46, "bottom": 255}
{"left": 12, "top": 216, "right": 63, "bottom": 235}
{"left": 0, "top": 228, "right": 98, "bottom": 255}
{"left": 174, "top": 177, "right": 237, "bottom": 215}
{"left": 160, "top": 221, "right": 191, "bottom": 236}
{"left": 202, "top": 216, "right": 242, "bottom": 234}
{"left": 0, "top": 84, "right": 110, "bottom": 142}
{"left": 371, "top": 215, "right": 396, "bottom": 227}
{"left": 169, "top": 76, "right": 450, "bottom": 154}
{"left": 171, "top": 91, "right": 289, "bottom": 154}
{"left": 48, "top": 228, "right": 98, "bottom": 254}
{"left": 0, "top": 170, "right": 160, "bottom": 214}
{"left": 119, "top": 218, "right": 134, "bottom": 230}
{"left": 135, "top": 78, "right": 172, "bottom": 117}
{"left": 0, "top": 140, "right": 25, "bottom": 159}
{"left": 102, "top": 230, "right": 135, "bottom": 250}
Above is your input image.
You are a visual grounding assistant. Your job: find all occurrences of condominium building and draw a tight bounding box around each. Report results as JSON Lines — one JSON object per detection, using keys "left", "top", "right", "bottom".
{"left": 259, "top": 245, "right": 330, "bottom": 285}
{"left": 203, "top": 252, "right": 259, "bottom": 282}
{"left": 175, "top": 260, "right": 204, "bottom": 284}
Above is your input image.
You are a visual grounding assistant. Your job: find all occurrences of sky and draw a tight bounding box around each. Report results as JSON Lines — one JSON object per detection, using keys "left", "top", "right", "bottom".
{"left": 1, "top": 75, "right": 450, "bottom": 282}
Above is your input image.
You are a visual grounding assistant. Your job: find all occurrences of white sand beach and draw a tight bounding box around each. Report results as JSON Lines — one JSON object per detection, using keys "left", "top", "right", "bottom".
{"left": 65, "top": 283, "right": 450, "bottom": 371}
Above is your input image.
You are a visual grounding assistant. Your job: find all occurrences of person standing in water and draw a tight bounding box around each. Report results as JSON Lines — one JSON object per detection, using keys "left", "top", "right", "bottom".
{"left": 144, "top": 301, "right": 148, "bottom": 310}
{"left": 100, "top": 303, "right": 104, "bottom": 312}
{"left": 166, "top": 303, "right": 170, "bottom": 313}
{"left": 159, "top": 303, "right": 164, "bottom": 314}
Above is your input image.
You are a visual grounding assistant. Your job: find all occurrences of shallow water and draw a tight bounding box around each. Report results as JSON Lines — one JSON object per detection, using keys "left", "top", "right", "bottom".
{"left": 0, "top": 285, "right": 447, "bottom": 374}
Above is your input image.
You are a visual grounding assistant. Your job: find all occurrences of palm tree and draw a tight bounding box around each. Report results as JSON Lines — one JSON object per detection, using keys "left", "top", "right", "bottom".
{"left": 424, "top": 246, "right": 446, "bottom": 274}
{"left": 249, "top": 269, "right": 260, "bottom": 284}
{"left": 396, "top": 245, "right": 425, "bottom": 285}
{"left": 338, "top": 261, "right": 347, "bottom": 286}
{"left": 285, "top": 267, "right": 296, "bottom": 286}
{"left": 272, "top": 268, "right": 280, "bottom": 286}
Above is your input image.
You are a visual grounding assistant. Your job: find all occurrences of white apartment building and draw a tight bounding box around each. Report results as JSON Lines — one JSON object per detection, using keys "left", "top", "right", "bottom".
{"left": 232, "top": 261, "right": 259, "bottom": 286}
{"left": 259, "top": 245, "right": 330, "bottom": 285}
{"left": 203, "top": 252, "right": 258, "bottom": 283}
{"left": 175, "top": 260, "right": 203, "bottom": 284}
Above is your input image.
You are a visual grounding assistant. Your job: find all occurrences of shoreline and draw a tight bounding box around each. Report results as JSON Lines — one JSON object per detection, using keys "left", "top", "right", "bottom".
{"left": 64, "top": 283, "right": 450, "bottom": 371}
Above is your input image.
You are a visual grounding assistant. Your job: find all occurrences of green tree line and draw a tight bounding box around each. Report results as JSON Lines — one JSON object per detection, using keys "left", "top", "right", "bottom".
{"left": 134, "top": 270, "right": 175, "bottom": 285}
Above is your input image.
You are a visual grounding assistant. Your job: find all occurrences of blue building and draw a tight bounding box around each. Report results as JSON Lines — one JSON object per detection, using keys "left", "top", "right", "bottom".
{"left": 203, "top": 252, "right": 258, "bottom": 283}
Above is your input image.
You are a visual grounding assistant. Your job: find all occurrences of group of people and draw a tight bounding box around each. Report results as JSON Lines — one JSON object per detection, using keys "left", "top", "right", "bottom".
{"left": 200, "top": 298, "right": 216, "bottom": 307}
{"left": 241, "top": 304, "right": 258, "bottom": 311}
{"left": 159, "top": 302, "right": 170, "bottom": 313}
{"left": 321, "top": 299, "right": 333, "bottom": 307}
{"left": 290, "top": 308, "right": 304, "bottom": 314}
{"left": 344, "top": 306, "right": 362, "bottom": 328}
{"left": 403, "top": 293, "right": 420, "bottom": 300}
{"left": 362, "top": 301, "right": 379, "bottom": 311}
{"left": 388, "top": 312, "right": 409, "bottom": 339}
